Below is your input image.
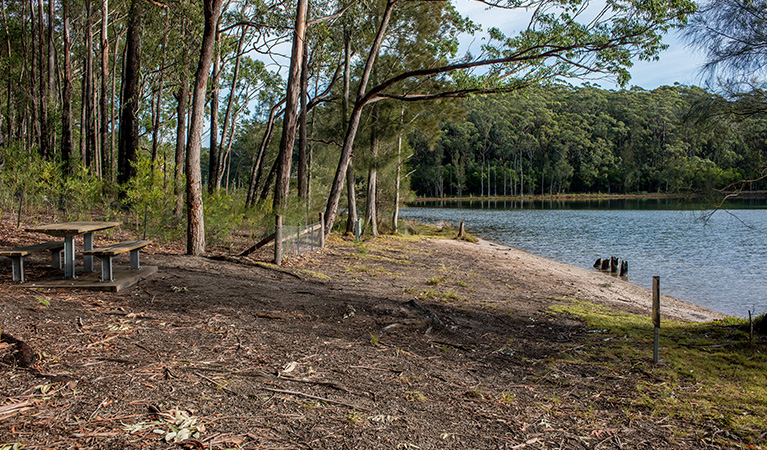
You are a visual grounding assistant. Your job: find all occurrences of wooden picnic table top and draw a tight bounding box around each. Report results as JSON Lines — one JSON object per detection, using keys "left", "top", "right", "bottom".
{"left": 26, "top": 221, "right": 122, "bottom": 237}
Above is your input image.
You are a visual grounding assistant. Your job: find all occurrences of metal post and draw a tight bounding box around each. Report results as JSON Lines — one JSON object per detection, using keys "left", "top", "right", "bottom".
{"left": 11, "top": 257, "right": 23, "bottom": 283}
{"left": 130, "top": 250, "right": 140, "bottom": 270}
{"left": 354, "top": 218, "right": 361, "bottom": 242}
{"left": 652, "top": 276, "right": 660, "bottom": 363}
{"left": 83, "top": 231, "right": 94, "bottom": 272}
{"left": 274, "top": 215, "right": 283, "bottom": 265}
{"left": 64, "top": 235, "right": 76, "bottom": 279}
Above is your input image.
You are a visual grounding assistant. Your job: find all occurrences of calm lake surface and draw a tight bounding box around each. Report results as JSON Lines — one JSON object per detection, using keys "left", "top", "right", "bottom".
{"left": 402, "top": 198, "right": 767, "bottom": 317}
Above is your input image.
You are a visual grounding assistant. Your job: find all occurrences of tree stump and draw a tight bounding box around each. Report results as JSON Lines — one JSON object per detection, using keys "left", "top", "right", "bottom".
{"left": 593, "top": 258, "right": 602, "bottom": 269}
{"left": 610, "top": 256, "right": 618, "bottom": 273}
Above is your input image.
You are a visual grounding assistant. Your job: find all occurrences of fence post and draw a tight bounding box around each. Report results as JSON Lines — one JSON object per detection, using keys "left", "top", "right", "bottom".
{"left": 319, "top": 212, "right": 325, "bottom": 248}
{"left": 274, "top": 214, "right": 283, "bottom": 265}
{"left": 296, "top": 222, "right": 301, "bottom": 255}
{"left": 652, "top": 276, "right": 660, "bottom": 363}
{"left": 354, "top": 218, "right": 362, "bottom": 242}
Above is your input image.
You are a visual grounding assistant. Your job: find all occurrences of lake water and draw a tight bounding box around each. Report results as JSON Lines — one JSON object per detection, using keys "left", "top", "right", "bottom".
{"left": 402, "top": 198, "right": 767, "bottom": 317}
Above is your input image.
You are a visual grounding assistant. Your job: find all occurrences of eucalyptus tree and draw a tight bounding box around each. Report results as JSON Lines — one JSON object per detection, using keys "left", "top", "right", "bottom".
{"left": 186, "top": 0, "right": 226, "bottom": 255}
{"left": 321, "top": 0, "right": 696, "bottom": 237}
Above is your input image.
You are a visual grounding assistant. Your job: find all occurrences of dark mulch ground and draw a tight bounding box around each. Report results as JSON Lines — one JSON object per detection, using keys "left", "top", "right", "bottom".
{"left": 0, "top": 218, "right": 725, "bottom": 449}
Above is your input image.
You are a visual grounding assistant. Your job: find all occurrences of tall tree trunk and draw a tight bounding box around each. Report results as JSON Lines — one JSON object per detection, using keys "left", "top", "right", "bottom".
{"left": 100, "top": 0, "right": 111, "bottom": 179}
{"left": 259, "top": 157, "right": 279, "bottom": 202}
{"left": 297, "top": 38, "right": 309, "bottom": 200}
{"left": 246, "top": 100, "right": 284, "bottom": 207}
{"left": 207, "top": 34, "right": 220, "bottom": 192}
{"left": 29, "top": 0, "right": 40, "bottom": 151}
{"left": 216, "top": 25, "right": 246, "bottom": 189}
{"left": 117, "top": 0, "right": 142, "bottom": 185}
{"left": 173, "top": 82, "right": 189, "bottom": 216}
{"left": 1, "top": 0, "right": 14, "bottom": 141}
{"left": 324, "top": 1, "right": 397, "bottom": 238}
{"left": 272, "top": 0, "right": 308, "bottom": 211}
{"left": 342, "top": 26, "right": 357, "bottom": 234}
{"left": 111, "top": 29, "right": 125, "bottom": 180}
{"left": 173, "top": 82, "right": 189, "bottom": 217}
{"left": 61, "top": 0, "right": 73, "bottom": 172}
{"left": 222, "top": 108, "right": 240, "bottom": 192}
{"left": 186, "top": 0, "right": 224, "bottom": 255}
{"left": 365, "top": 103, "right": 379, "bottom": 237}
{"left": 392, "top": 107, "right": 404, "bottom": 233}
{"left": 37, "top": 0, "right": 49, "bottom": 158}
{"left": 47, "top": 0, "right": 55, "bottom": 153}
{"left": 151, "top": 29, "right": 167, "bottom": 175}
{"left": 84, "top": 0, "right": 97, "bottom": 172}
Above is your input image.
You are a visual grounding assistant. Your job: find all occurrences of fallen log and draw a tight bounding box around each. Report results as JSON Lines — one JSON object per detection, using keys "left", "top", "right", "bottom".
{"left": 239, "top": 232, "right": 276, "bottom": 257}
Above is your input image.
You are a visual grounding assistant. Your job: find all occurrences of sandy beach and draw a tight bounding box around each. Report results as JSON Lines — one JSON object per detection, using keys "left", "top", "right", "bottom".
{"left": 445, "top": 237, "right": 728, "bottom": 322}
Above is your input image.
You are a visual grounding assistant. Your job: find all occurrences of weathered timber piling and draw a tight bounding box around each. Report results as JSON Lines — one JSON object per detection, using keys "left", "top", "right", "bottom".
{"left": 600, "top": 258, "right": 610, "bottom": 271}
{"left": 593, "top": 258, "right": 602, "bottom": 269}
{"left": 620, "top": 260, "right": 628, "bottom": 277}
{"left": 610, "top": 256, "right": 619, "bottom": 273}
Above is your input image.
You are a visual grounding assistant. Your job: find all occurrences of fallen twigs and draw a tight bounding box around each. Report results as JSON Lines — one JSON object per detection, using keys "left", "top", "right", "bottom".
{"left": 0, "top": 400, "right": 33, "bottom": 420}
{"left": 194, "top": 372, "right": 238, "bottom": 396}
{"left": 260, "top": 387, "right": 371, "bottom": 412}
{"left": 277, "top": 374, "right": 351, "bottom": 393}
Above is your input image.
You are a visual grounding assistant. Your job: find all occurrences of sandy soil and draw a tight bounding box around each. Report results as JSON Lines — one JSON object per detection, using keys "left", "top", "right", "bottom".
{"left": 460, "top": 238, "right": 726, "bottom": 323}
{"left": 0, "top": 218, "right": 739, "bottom": 450}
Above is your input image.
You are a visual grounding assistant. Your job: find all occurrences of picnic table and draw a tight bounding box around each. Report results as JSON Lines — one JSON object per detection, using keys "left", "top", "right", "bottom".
{"left": 26, "top": 221, "right": 121, "bottom": 279}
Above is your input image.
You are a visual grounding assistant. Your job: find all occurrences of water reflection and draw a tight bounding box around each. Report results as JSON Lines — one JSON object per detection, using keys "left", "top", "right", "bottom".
{"left": 402, "top": 198, "right": 767, "bottom": 317}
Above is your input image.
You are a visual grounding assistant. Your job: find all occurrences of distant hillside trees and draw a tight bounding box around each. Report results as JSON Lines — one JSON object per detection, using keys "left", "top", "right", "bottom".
{"left": 409, "top": 84, "right": 766, "bottom": 197}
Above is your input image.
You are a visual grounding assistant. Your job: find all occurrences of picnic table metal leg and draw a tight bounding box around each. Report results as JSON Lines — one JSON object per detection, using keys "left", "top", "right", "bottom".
{"left": 64, "top": 236, "right": 76, "bottom": 279}
{"left": 130, "top": 250, "right": 140, "bottom": 270}
{"left": 83, "top": 231, "right": 94, "bottom": 272}
{"left": 100, "top": 256, "right": 113, "bottom": 282}
{"left": 11, "top": 256, "right": 23, "bottom": 283}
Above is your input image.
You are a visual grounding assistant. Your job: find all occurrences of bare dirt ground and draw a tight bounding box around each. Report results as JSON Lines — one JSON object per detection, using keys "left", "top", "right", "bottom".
{"left": 0, "top": 217, "right": 734, "bottom": 449}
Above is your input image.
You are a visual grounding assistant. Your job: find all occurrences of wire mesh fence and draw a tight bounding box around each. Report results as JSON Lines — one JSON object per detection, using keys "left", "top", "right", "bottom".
{"left": 280, "top": 220, "right": 323, "bottom": 258}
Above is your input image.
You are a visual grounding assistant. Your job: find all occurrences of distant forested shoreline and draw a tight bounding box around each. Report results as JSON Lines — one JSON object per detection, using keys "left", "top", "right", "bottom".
{"left": 407, "top": 84, "right": 766, "bottom": 198}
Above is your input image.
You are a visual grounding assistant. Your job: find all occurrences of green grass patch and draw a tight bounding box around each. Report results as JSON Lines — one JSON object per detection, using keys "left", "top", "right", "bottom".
{"left": 297, "top": 269, "right": 331, "bottom": 281}
{"left": 550, "top": 299, "right": 767, "bottom": 447}
{"left": 427, "top": 275, "right": 445, "bottom": 285}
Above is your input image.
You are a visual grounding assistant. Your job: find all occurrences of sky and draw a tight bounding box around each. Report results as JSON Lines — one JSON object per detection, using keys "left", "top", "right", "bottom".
{"left": 453, "top": 0, "right": 708, "bottom": 91}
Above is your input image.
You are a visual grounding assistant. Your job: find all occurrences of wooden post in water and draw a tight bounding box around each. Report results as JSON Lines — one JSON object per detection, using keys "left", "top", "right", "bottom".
{"left": 749, "top": 310, "right": 754, "bottom": 347}
{"left": 457, "top": 221, "right": 465, "bottom": 239}
{"left": 652, "top": 276, "right": 660, "bottom": 363}
{"left": 274, "top": 214, "right": 283, "bottom": 265}
{"left": 319, "top": 212, "right": 325, "bottom": 249}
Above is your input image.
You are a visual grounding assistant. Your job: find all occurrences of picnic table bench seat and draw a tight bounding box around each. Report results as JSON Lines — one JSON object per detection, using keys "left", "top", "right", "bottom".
{"left": 83, "top": 240, "right": 151, "bottom": 282}
{"left": 1, "top": 241, "right": 65, "bottom": 283}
